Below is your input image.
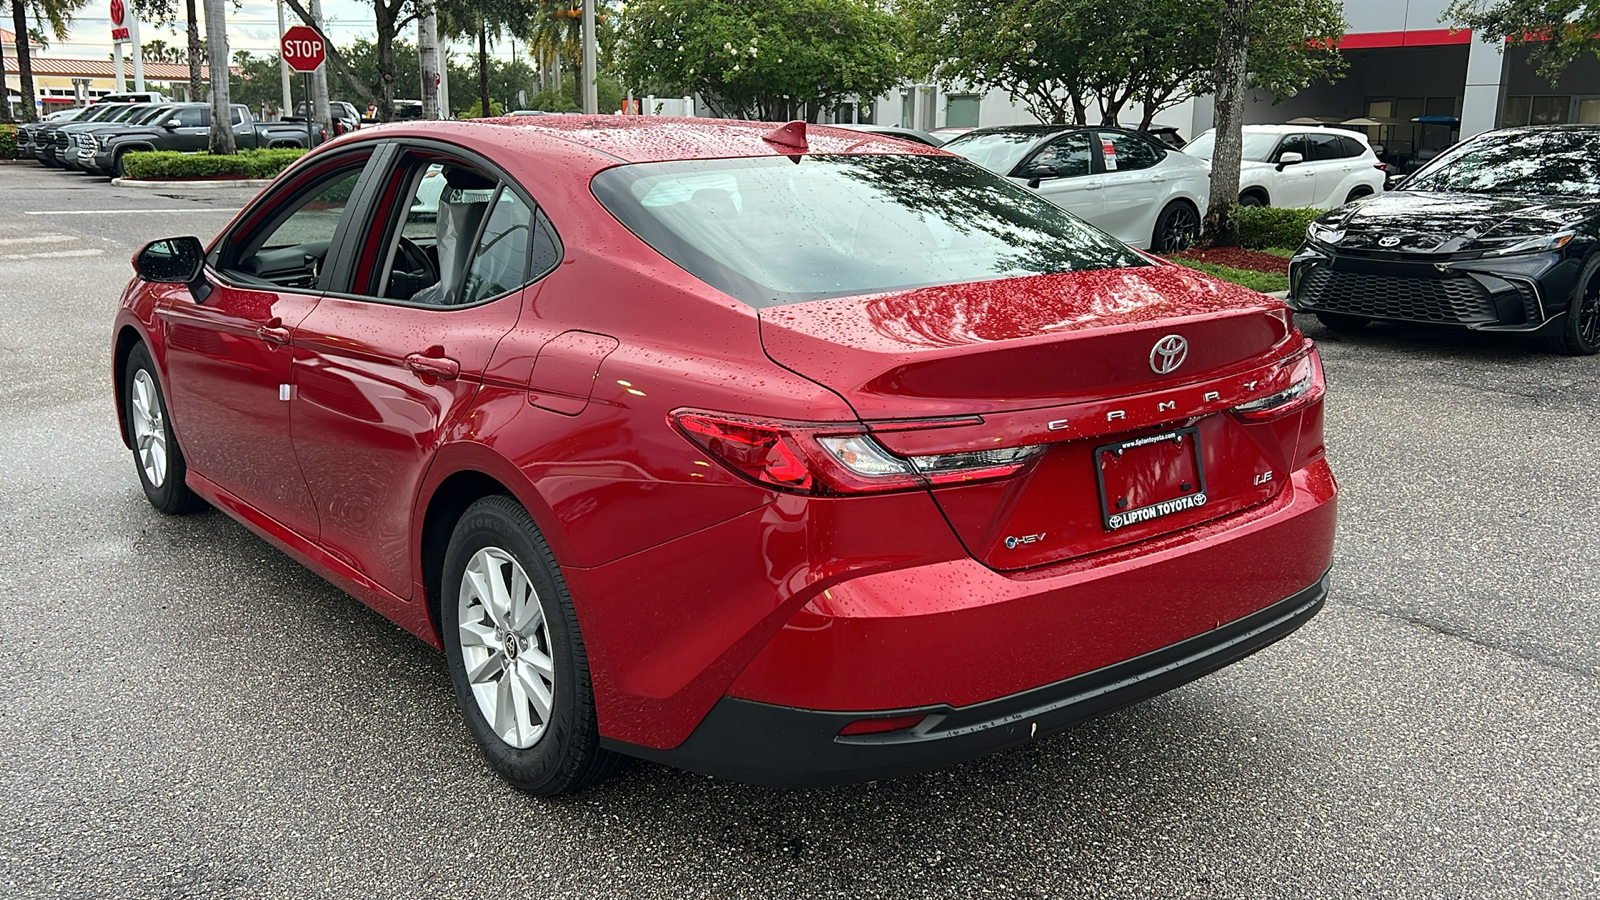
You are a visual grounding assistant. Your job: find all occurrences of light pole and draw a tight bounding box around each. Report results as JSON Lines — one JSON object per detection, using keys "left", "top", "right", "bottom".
{"left": 276, "top": 0, "right": 292, "bottom": 116}
{"left": 582, "top": 0, "right": 597, "bottom": 114}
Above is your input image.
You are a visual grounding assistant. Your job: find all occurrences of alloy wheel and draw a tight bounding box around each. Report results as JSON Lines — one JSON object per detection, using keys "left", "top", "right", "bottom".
{"left": 1580, "top": 281, "right": 1600, "bottom": 348}
{"left": 129, "top": 369, "right": 168, "bottom": 488}
{"left": 1163, "top": 206, "right": 1197, "bottom": 252}
{"left": 457, "top": 546, "right": 556, "bottom": 749}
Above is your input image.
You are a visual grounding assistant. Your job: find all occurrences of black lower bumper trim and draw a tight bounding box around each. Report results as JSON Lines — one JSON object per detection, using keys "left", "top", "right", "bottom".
{"left": 605, "top": 572, "right": 1330, "bottom": 788}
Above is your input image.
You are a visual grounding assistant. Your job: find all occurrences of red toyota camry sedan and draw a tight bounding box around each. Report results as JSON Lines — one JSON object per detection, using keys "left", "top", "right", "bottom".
{"left": 113, "top": 117, "right": 1336, "bottom": 794}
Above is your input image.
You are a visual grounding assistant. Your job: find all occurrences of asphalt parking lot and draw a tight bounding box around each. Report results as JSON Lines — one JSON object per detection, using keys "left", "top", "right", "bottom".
{"left": 1, "top": 160, "right": 1596, "bottom": 899}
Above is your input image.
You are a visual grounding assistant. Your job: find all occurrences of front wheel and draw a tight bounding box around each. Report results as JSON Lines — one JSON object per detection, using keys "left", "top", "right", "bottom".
{"left": 1152, "top": 201, "right": 1200, "bottom": 253}
{"left": 1547, "top": 255, "right": 1600, "bottom": 355}
{"left": 441, "top": 495, "right": 620, "bottom": 795}
{"left": 123, "top": 343, "right": 206, "bottom": 514}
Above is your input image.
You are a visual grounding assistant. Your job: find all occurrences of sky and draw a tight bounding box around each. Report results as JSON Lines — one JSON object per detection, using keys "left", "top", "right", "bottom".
{"left": 38, "top": 1, "right": 517, "bottom": 63}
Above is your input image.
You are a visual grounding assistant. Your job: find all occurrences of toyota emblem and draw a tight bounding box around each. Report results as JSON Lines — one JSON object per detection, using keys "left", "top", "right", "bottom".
{"left": 1378, "top": 236, "right": 1402, "bottom": 247}
{"left": 1149, "top": 334, "right": 1188, "bottom": 375}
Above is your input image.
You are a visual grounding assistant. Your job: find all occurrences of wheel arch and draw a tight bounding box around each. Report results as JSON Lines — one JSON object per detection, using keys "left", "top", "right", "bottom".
{"left": 1239, "top": 186, "right": 1270, "bottom": 206}
{"left": 112, "top": 323, "right": 148, "bottom": 450}
{"left": 413, "top": 443, "right": 574, "bottom": 646}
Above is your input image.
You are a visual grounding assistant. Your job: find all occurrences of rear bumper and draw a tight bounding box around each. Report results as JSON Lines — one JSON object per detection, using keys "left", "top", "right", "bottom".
{"left": 610, "top": 572, "right": 1327, "bottom": 787}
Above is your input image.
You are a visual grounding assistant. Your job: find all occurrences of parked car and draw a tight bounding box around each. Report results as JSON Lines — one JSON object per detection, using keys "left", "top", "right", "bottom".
{"left": 829, "top": 123, "right": 945, "bottom": 147}
{"left": 87, "top": 103, "right": 328, "bottom": 177}
{"left": 1290, "top": 125, "right": 1600, "bottom": 354}
{"left": 293, "top": 100, "right": 362, "bottom": 135}
{"left": 114, "top": 117, "right": 1335, "bottom": 793}
{"left": 1183, "top": 125, "right": 1386, "bottom": 208}
{"left": 66, "top": 104, "right": 174, "bottom": 171}
{"left": 96, "top": 91, "right": 170, "bottom": 105}
{"left": 943, "top": 125, "right": 1211, "bottom": 251}
{"left": 18, "top": 106, "right": 94, "bottom": 160}
{"left": 1142, "top": 125, "right": 1186, "bottom": 149}
{"left": 31, "top": 102, "right": 138, "bottom": 166}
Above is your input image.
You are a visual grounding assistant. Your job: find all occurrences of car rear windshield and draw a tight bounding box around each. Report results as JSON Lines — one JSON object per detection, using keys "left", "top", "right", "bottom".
{"left": 591, "top": 154, "right": 1147, "bottom": 308}
{"left": 1405, "top": 129, "right": 1600, "bottom": 197}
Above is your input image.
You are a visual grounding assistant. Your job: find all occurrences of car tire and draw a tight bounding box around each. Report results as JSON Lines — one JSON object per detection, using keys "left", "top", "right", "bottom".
{"left": 1344, "top": 187, "right": 1374, "bottom": 204}
{"left": 1315, "top": 312, "right": 1370, "bottom": 333}
{"left": 1152, "top": 201, "right": 1200, "bottom": 253}
{"left": 1238, "top": 192, "right": 1266, "bottom": 208}
{"left": 115, "top": 152, "right": 133, "bottom": 179}
{"left": 1547, "top": 255, "right": 1600, "bottom": 356}
{"left": 441, "top": 495, "right": 621, "bottom": 795}
{"left": 123, "top": 343, "right": 207, "bottom": 515}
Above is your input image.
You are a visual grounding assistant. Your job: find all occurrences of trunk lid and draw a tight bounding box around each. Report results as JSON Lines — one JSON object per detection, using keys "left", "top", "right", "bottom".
{"left": 759, "top": 265, "right": 1306, "bottom": 569}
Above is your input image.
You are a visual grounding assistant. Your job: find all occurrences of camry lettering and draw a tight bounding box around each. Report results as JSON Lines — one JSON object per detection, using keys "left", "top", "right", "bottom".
{"left": 1047, "top": 419, "right": 1070, "bottom": 431}
{"left": 1204, "top": 391, "right": 1220, "bottom": 402}
{"left": 1158, "top": 400, "right": 1176, "bottom": 412}
{"left": 1107, "top": 410, "right": 1126, "bottom": 421}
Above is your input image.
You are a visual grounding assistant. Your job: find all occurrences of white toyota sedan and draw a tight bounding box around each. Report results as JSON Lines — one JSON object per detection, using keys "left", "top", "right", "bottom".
{"left": 1183, "top": 125, "right": 1386, "bottom": 208}
{"left": 942, "top": 125, "right": 1211, "bottom": 252}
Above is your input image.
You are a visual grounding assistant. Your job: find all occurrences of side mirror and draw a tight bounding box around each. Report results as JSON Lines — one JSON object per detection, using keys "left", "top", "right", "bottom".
{"left": 1276, "top": 151, "right": 1304, "bottom": 170}
{"left": 134, "top": 237, "right": 210, "bottom": 301}
{"left": 162, "top": 119, "right": 180, "bottom": 129}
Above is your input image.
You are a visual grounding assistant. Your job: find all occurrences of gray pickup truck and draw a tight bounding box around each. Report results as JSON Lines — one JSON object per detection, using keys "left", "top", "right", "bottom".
{"left": 85, "top": 102, "right": 328, "bottom": 177}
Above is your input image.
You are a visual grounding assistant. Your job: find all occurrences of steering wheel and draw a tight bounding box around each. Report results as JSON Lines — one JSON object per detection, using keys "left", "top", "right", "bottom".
{"left": 395, "top": 237, "right": 438, "bottom": 285}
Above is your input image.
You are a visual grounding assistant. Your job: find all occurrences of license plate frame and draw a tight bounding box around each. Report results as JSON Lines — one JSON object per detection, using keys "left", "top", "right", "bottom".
{"left": 1093, "top": 426, "right": 1208, "bottom": 531}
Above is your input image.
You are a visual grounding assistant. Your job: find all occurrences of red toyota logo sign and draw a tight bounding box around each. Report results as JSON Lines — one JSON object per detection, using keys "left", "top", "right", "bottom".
{"left": 281, "top": 25, "right": 327, "bottom": 73}
{"left": 110, "top": 0, "right": 124, "bottom": 26}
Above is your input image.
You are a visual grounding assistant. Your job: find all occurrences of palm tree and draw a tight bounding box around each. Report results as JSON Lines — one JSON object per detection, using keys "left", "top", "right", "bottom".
{"left": 9, "top": 0, "right": 87, "bottom": 123}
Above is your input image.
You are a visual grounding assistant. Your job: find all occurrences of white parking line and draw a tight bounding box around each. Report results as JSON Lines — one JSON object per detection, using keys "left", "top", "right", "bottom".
{"left": 24, "top": 208, "right": 241, "bottom": 215}
{"left": 0, "top": 233, "right": 76, "bottom": 245}
{"left": 1, "top": 248, "right": 106, "bottom": 260}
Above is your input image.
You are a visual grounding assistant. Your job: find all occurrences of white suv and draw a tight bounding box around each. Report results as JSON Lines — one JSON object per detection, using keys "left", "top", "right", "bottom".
{"left": 1183, "top": 125, "right": 1386, "bottom": 208}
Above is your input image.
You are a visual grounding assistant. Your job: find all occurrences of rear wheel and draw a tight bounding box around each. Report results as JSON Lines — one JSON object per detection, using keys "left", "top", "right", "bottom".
{"left": 1546, "top": 256, "right": 1600, "bottom": 356}
{"left": 441, "top": 495, "right": 620, "bottom": 795}
{"left": 123, "top": 343, "right": 206, "bottom": 515}
{"left": 1315, "top": 312, "right": 1371, "bottom": 333}
{"left": 1238, "top": 192, "right": 1266, "bottom": 208}
{"left": 1344, "top": 186, "right": 1374, "bottom": 204}
{"left": 1152, "top": 201, "right": 1200, "bottom": 253}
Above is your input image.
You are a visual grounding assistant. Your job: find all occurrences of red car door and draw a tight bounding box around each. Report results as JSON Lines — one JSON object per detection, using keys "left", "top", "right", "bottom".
{"left": 289, "top": 151, "right": 543, "bottom": 597}
{"left": 158, "top": 158, "right": 374, "bottom": 538}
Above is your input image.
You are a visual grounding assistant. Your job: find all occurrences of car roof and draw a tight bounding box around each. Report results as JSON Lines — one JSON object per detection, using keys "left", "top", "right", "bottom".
{"left": 396, "top": 116, "right": 949, "bottom": 164}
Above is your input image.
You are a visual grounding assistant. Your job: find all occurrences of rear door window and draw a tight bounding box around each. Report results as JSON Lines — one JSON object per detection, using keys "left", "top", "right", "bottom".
{"left": 1307, "top": 133, "right": 1345, "bottom": 161}
{"left": 1096, "top": 132, "right": 1162, "bottom": 172}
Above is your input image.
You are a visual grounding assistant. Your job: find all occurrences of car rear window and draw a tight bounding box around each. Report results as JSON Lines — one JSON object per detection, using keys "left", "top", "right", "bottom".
{"left": 591, "top": 154, "right": 1147, "bottom": 308}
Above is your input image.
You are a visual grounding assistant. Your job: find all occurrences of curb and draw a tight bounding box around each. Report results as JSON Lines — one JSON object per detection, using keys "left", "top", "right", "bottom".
{"left": 112, "top": 177, "right": 273, "bottom": 189}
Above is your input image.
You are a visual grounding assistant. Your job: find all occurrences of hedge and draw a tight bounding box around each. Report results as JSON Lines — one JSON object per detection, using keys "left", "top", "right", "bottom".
{"left": 0, "top": 124, "right": 17, "bottom": 160}
{"left": 120, "top": 147, "right": 306, "bottom": 180}
{"left": 1237, "top": 206, "right": 1323, "bottom": 251}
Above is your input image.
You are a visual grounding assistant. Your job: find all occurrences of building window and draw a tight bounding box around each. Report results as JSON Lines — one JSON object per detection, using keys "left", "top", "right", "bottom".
{"left": 1504, "top": 95, "right": 1574, "bottom": 126}
{"left": 946, "top": 94, "right": 980, "bottom": 129}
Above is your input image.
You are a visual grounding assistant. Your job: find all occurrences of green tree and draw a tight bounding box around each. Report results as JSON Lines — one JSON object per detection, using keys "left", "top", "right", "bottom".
{"left": 1202, "top": 0, "right": 1345, "bottom": 246}
{"left": 615, "top": 0, "right": 902, "bottom": 120}
{"left": 9, "top": 0, "right": 88, "bottom": 122}
{"left": 1446, "top": 0, "right": 1599, "bottom": 80}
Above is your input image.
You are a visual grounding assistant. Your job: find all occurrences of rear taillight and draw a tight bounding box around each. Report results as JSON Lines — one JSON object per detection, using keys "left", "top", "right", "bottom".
{"left": 1229, "top": 345, "right": 1325, "bottom": 423}
{"left": 672, "top": 411, "right": 1043, "bottom": 495}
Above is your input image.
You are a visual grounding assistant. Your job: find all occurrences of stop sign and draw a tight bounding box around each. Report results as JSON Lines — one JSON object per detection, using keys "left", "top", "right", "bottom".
{"left": 281, "top": 25, "right": 327, "bottom": 73}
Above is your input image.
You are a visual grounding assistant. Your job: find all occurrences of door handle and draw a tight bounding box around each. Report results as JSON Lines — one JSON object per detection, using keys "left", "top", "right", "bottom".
{"left": 405, "top": 353, "right": 461, "bottom": 380}
{"left": 256, "top": 324, "right": 291, "bottom": 345}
